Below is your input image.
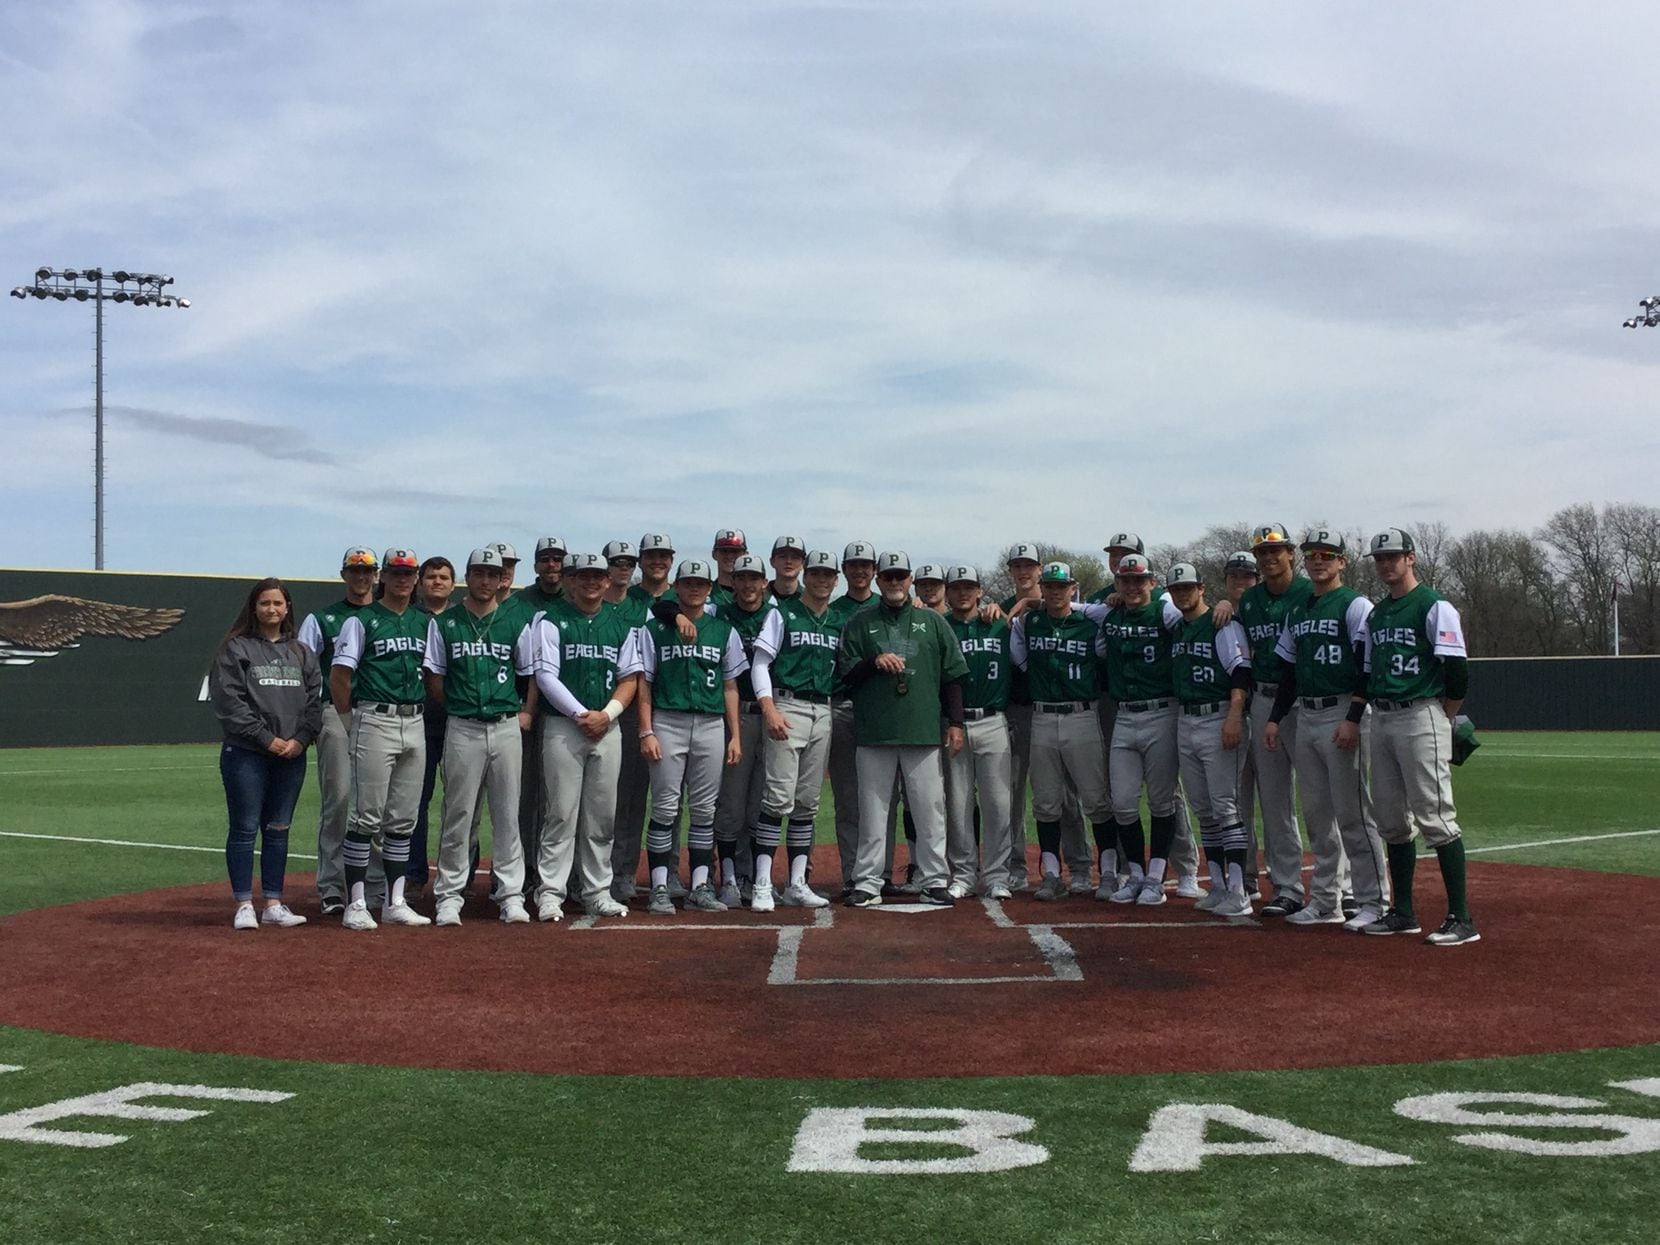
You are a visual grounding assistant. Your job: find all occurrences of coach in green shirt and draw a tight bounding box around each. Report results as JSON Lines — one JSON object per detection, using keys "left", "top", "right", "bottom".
{"left": 837, "top": 551, "right": 968, "bottom": 908}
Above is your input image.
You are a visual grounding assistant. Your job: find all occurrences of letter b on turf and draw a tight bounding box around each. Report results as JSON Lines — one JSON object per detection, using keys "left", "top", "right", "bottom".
{"left": 787, "top": 1108, "right": 1049, "bottom": 1174}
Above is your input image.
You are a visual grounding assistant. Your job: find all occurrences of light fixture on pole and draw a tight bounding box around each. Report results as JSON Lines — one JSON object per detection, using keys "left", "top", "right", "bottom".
{"left": 1623, "top": 296, "right": 1660, "bottom": 329}
{"left": 10, "top": 268, "right": 191, "bottom": 569}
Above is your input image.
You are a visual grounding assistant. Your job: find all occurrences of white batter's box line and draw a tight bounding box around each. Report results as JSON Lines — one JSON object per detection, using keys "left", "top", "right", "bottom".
{"left": 1417, "top": 828, "right": 1660, "bottom": 859}
{"left": 770, "top": 921, "right": 1084, "bottom": 988}
{"left": 981, "top": 895, "right": 1257, "bottom": 932}
{"left": 0, "top": 831, "right": 221, "bottom": 854}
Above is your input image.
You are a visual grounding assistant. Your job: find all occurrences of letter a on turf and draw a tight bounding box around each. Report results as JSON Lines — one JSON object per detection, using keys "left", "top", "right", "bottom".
{"left": 787, "top": 1108, "right": 1049, "bottom": 1175}
{"left": 1129, "top": 1103, "right": 1413, "bottom": 1172}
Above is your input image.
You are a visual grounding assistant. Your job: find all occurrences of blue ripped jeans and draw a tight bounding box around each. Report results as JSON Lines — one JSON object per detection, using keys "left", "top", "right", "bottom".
{"left": 221, "top": 742, "right": 308, "bottom": 901}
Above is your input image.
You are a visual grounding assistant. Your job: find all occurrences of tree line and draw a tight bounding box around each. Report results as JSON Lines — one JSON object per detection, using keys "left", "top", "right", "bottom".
{"left": 975, "top": 503, "right": 1660, "bottom": 657}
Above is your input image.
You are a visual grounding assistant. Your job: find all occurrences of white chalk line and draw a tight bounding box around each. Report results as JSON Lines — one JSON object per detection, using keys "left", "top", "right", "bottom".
{"left": 0, "top": 765, "right": 206, "bottom": 777}
{"left": 1425, "top": 827, "right": 1660, "bottom": 859}
{"left": 0, "top": 831, "right": 221, "bottom": 854}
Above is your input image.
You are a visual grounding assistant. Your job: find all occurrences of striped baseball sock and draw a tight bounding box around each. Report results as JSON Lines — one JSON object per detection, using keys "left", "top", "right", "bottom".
{"left": 750, "top": 815, "right": 782, "bottom": 885}
{"left": 688, "top": 824, "right": 715, "bottom": 888}
{"left": 382, "top": 834, "right": 412, "bottom": 905}
{"left": 646, "top": 820, "right": 676, "bottom": 889}
{"left": 786, "top": 819, "right": 815, "bottom": 886}
{"left": 343, "top": 832, "right": 372, "bottom": 905}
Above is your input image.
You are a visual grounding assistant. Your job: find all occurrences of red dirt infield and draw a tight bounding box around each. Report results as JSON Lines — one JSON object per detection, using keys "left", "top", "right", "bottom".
{"left": 2, "top": 850, "right": 1657, "bottom": 1079}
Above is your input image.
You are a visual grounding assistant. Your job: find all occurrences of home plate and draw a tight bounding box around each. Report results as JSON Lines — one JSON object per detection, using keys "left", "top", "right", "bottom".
{"left": 872, "top": 903, "right": 951, "bottom": 915}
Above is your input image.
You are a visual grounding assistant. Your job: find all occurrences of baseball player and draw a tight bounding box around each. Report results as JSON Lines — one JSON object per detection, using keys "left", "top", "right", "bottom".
{"left": 913, "top": 565, "right": 948, "bottom": 613}
{"left": 637, "top": 559, "right": 747, "bottom": 913}
{"left": 710, "top": 529, "right": 748, "bottom": 607}
{"left": 528, "top": 552, "right": 638, "bottom": 919}
{"left": 769, "top": 535, "right": 807, "bottom": 602}
{"left": 1222, "top": 550, "right": 1265, "bottom": 898}
{"left": 1360, "top": 528, "right": 1479, "bottom": 945}
{"left": 748, "top": 548, "right": 842, "bottom": 910}
{"left": 511, "top": 536, "right": 567, "bottom": 895}
{"left": 488, "top": 542, "right": 519, "bottom": 605}
{"left": 1262, "top": 529, "right": 1389, "bottom": 930}
{"left": 1236, "top": 524, "right": 1317, "bottom": 916}
{"left": 298, "top": 546, "right": 384, "bottom": 914}
{"left": 1009, "top": 562, "right": 1117, "bottom": 901}
{"left": 710, "top": 552, "right": 772, "bottom": 905}
{"left": 999, "top": 542, "right": 1043, "bottom": 891}
{"left": 826, "top": 539, "right": 885, "bottom": 894}
{"left": 421, "top": 548, "right": 531, "bottom": 926}
{"left": 328, "top": 547, "right": 432, "bottom": 929}
{"left": 1166, "top": 563, "right": 1254, "bottom": 917}
{"left": 410, "top": 555, "right": 457, "bottom": 898}
{"left": 837, "top": 551, "right": 967, "bottom": 907}
{"left": 943, "top": 565, "right": 1014, "bottom": 899}
{"left": 602, "top": 539, "right": 638, "bottom": 606}
{"left": 1097, "top": 553, "right": 1186, "bottom": 904}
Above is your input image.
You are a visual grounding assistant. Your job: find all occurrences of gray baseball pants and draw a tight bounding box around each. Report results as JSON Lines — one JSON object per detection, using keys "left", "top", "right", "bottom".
{"left": 1248, "top": 690, "right": 1304, "bottom": 901}
{"left": 611, "top": 699, "right": 651, "bottom": 887}
{"left": 1291, "top": 701, "right": 1383, "bottom": 912}
{"left": 648, "top": 710, "right": 726, "bottom": 827}
{"left": 1236, "top": 712, "right": 1262, "bottom": 889}
{"left": 346, "top": 709, "right": 424, "bottom": 885}
{"left": 315, "top": 705, "right": 384, "bottom": 906}
{"left": 1370, "top": 700, "right": 1462, "bottom": 848}
{"left": 1006, "top": 702, "right": 1092, "bottom": 883}
{"left": 945, "top": 713, "right": 1013, "bottom": 891}
{"left": 760, "top": 698, "right": 834, "bottom": 822}
{"left": 853, "top": 745, "right": 947, "bottom": 894}
{"left": 831, "top": 696, "right": 898, "bottom": 885}
{"left": 1177, "top": 709, "right": 1243, "bottom": 830}
{"left": 1110, "top": 703, "right": 1179, "bottom": 821}
{"left": 1101, "top": 697, "right": 1198, "bottom": 879}
{"left": 715, "top": 710, "right": 764, "bottom": 877}
{"left": 539, "top": 715, "right": 622, "bottom": 906}
{"left": 436, "top": 716, "right": 525, "bottom": 905}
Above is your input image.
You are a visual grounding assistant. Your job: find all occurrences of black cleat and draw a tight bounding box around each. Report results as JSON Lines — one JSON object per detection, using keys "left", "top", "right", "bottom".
{"left": 1362, "top": 908, "right": 1422, "bottom": 937}
{"left": 918, "top": 886, "right": 955, "bottom": 907}
{"left": 1425, "top": 915, "right": 1481, "bottom": 947}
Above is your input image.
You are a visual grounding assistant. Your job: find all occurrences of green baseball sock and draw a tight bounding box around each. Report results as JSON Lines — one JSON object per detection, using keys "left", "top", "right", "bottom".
{"left": 1435, "top": 839, "right": 1470, "bottom": 921}
{"left": 1386, "top": 841, "right": 1417, "bottom": 917}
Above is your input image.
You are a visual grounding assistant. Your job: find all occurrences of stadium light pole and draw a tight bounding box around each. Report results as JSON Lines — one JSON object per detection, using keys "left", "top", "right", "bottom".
{"left": 10, "top": 268, "right": 190, "bottom": 570}
{"left": 1623, "top": 296, "right": 1660, "bottom": 329}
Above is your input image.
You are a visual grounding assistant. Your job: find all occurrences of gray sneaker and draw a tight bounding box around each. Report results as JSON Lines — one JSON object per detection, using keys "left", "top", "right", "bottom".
{"left": 666, "top": 874, "right": 688, "bottom": 901}
{"left": 611, "top": 877, "right": 638, "bottom": 903}
{"left": 685, "top": 883, "right": 729, "bottom": 912}
{"left": 647, "top": 885, "right": 676, "bottom": 915}
{"left": 585, "top": 895, "right": 628, "bottom": 918}
{"left": 1424, "top": 915, "right": 1481, "bottom": 947}
{"left": 717, "top": 880, "right": 743, "bottom": 908}
{"left": 1067, "top": 873, "right": 1094, "bottom": 896}
{"left": 1034, "top": 873, "right": 1066, "bottom": 902}
{"left": 1362, "top": 908, "right": 1421, "bottom": 936}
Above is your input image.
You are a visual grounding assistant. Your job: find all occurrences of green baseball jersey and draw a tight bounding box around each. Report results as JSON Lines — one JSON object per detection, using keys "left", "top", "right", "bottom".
{"left": 618, "top": 583, "right": 676, "bottom": 628}
{"left": 756, "top": 598, "right": 841, "bottom": 697}
{"left": 710, "top": 583, "right": 736, "bottom": 608}
{"left": 1274, "top": 585, "right": 1373, "bottom": 698}
{"left": 514, "top": 582, "right": 563, "bottom": 612}
{"left": 837, "top": 600, "right": 968, "bottom": 746}
{"left": 827, "top": 592, "right": 878, "bottom": 696}
{"left": 1012, "top": 608, "right": 1103, "bottom": 704}
{"left": 716, "top": 599, "right": 772, "bottom": 701}
{"left": 1364, "top": 584, "right": 1467, "bottom": 702}
{"left": 641, "top": 611, "right": 745, "bottom": 715}
{"left": 298, "top": 598, "right": 369, "bottom": 699}
{"left": 1099, "top": 599, "right": 1182, "bottom": 702}
{"left": 422, "top": 603, "right": 528, "bottom": 718}
{"left": 1171, "top": 610, "right": 1250, "bottom": 705}
{"left": 535, "top": 600, "right": 641, "bottom": 712}
{"left": 1236, "top": 576, "right": 1314, "bottom": 683}
{"left": 947, "top": 613, "right": 1011, "bottom": 711}
{"left": 332, "top": 601, "right": 428, "bottom": 704}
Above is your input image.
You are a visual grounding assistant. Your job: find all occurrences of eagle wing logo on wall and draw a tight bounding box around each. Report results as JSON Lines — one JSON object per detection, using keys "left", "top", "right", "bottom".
{"left": 0, "top": 595, "right": 185, "bottom": 666}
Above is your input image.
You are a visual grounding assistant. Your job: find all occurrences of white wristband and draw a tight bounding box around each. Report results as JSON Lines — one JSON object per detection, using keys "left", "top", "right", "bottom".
{"left": 603, "top": 698, "right": 625, "bottom": 723}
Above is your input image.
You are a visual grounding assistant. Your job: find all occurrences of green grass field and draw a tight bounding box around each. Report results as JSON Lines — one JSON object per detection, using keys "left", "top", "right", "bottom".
{"left": 2, "top": 733, "right": 1659, "bottom": 1244}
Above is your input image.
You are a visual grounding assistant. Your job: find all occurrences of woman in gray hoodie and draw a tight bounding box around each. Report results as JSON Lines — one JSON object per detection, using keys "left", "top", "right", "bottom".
{"left": 210, "top": 578, "right": 323, "bottom": 929}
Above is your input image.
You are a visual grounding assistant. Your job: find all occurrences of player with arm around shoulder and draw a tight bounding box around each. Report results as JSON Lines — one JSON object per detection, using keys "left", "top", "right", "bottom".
{"left": 710, "top": 552, "right": 774, "bottom": 905}
{"left": 944, "top": 566, "right": 1016, "bottom": 899}
{"left": 1166, "top": 563, "right": 1254, "bottom": 917}
{"left": 1359, "top": 529, "right": 1479, "bottom": 946}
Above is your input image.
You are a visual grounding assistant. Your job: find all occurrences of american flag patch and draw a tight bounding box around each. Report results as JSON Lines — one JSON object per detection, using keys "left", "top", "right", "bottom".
{"left": 1437, "top": 630, "right": 1459, "bottom": 644}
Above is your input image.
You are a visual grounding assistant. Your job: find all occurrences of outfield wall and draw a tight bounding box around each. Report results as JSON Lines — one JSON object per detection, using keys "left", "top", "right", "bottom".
{"left": 2, "top": 569, "right": 1656, "bottom": 746}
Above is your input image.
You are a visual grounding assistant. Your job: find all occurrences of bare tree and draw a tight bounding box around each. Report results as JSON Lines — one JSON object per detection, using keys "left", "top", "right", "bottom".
{"left": 1608, "top": 502, "right": 1660, "bottom": 653}
{"left": 1541, "top": 503, "right": 1618, "bottom": 653}
{"left": 984, "top": 543, "right": 1108, "bottom": 604}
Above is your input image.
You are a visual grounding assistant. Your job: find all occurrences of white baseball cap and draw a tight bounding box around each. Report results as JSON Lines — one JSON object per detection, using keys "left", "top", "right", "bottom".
{"left": 488, "top": 541, "right": 519, "bottom": 564}
{"left": 914, "top": 563, "right": 946, "bottom": 583}
{"left": 603, "top": 539, "right": 638, "bottom": 562}
{"left": 1006, "top": 543, "right": 1040, "bottom": 565}
{"left": 639, "top": 533, "right": 675, "bottom": 555}
{"left": 675, "top": 559, "right": 714, "bottom": 582}
{"left": 467, "top": 547, "right": 506, "bottom": 570}
{"left": 876, "top": 551, "right": 911, "bottom": 575}
{"left": 804, "top": 550, "right": 838, "bottom": 572}
{"left": 732, "top": 554, "right": 768, "bottom": 577}
{"left": 947, "top": 565, "right": 980, "bottom": 585}
{"left": 842, "top": 540, "right": 876, "bottom": 564}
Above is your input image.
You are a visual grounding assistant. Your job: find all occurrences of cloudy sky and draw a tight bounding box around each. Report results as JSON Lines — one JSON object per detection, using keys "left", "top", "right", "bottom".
{"left": 3, "top": 1, "right": 1657, "bottom": 578}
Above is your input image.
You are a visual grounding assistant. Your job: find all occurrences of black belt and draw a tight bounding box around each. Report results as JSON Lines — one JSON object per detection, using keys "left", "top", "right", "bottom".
{"left": 777, "top": 688, "right": 830, "bottom": 704}
{"left": 1120, "top": 698, "right": 1173, "bottom": 713}
{"left": 1371, "top": 697, "right": 1427, "bottom": 711}
{"left": 356, "top": 702, "right": 424, "bottom": 717}
{"left": 962, "top": 707, "right": 1002, "bottom": 721}
{"left": 740, "top": 700, "right": 761, "bottom": 716}
{"left": 1298, "top": 695, "right": 1343, "bottom": 710}
{"left": 458, "top": 711, "right": 517, "bottom": 723}
{"left": 1034, "top": 700, "right": 1093, "bottom": 715}
{"left": 1257, "top": 681, "right": 1280, "bottom": 696}
{"left": 1180, "top": 701, "right": 1226, "bottom": 717}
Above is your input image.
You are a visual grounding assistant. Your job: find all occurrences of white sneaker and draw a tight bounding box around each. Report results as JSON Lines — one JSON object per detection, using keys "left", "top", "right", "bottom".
{"left": 782, "top": 881, "right": 828, "bottom": 909}
{"left": 1174, "top": 874, "right": 1204, "bottom": 900}
{"left": 234, "top": 902, "right": 258, "bottom": 931}
{"left": 946, "top": 881, "right": 972, "bottom": 900}
{"left": 985, "top": 884, "right": 1013, "bottom": 901}
{"left": 1212, "top": 889, "right": 1254, "bottom": 918}
{"left": 751, "top": 879, "right": 777, "bottom": 912}
{"left": 1343, "top": 902, "right": 1386, "bottom": 932}
{"left": 499, "top": 896, "right": 530, "bottom": 924}
{"left": 537, "top": 895, "right": 564, "bottom": 923}
{"left": 260, "top": 903, "right": 306, "bottom": 928}
{"left": 718, "top": 880, "right": 743, "bottom": 908}
{"left": 435, "top": 896, "right": 463, "bottom": 927}
{"left": 1136, "top": 877, "right": 1168, "bottom": 906}
{"left": 1109, "top": 876, "right": 1142, "bottom": 904}
{"left": 1287, "top": 904, "right": 1345, "bottom": 926}
{"left": 342, "top": 900, "right": 377, "bottom": 931}
{"left": 585, "top": 895, "right": 628, "bottom": 918}
{"left": 380, "top": 901, "right": 431, "bottom": 927}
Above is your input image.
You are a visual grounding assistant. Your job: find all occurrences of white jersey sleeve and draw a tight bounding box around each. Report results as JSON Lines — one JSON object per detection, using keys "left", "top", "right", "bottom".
{"left": 1273, "top": 622, "right": 1296, "bottom": 667}
{"left": 1215, "top": 620, "right": 1249, "bottom": 674}
{"left": 1344, "top": 596, "right": 1374, "bottom": 648}
{"left": 531, "top": 619, "right": 587, "bottom": 719}
{"left": 421, "top": 617, "right": 447, "bottom": 675}
{"left": 514, "top": 609, "right": 547, "bottom": 676}
{"left": 753, "top": 609, "right": 785, "bottom": 661}
{"left": 297, "top": 613, "right": 323, "bottom": 655}
{"left": 721, "top": 629, "right": 749, "bottom": 680}
{"left": 1073, "top": 601, "right": 1110, "bottom": 623}
{"left": 1426, "top": 600, "right": 1468, "bottom": 658}
{"left": 1161, "top": 598, "right": 1184, "bottom": 631}
{"left": 331, "top": 616, "right": 366, "bottom": 670}
{"left": 616, "top": 627, "right": 645, "bottom": 679}
{"left": 636, "top": 626, "right": 658, "bottom": 683}
{"left": 1009, "top": 616, "right": 1029, "bottom": 670}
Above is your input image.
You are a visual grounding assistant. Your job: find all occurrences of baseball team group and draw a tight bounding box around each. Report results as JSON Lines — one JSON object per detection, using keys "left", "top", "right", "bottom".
{"left": 208, "top": 523, "right": 1480, "bottom": 947}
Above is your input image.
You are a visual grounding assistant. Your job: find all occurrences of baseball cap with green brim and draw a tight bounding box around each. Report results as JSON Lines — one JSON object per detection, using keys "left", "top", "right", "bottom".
{"left": 733, "top": 554, "right": 768, "bottom": 577}
{"left": 914, "top": 563, "right": 946, "bottom": 583}
{"left": 639, "top": 534, "right": 674, "bottom": 555}
{"left": 804, "top": 551, "right": 838, "bottom": 573}
{"left": 1300, "top": 528, "right": 1347, "bottom": 555}
{"left": 1368, "top": 528, "right": 1416, "bottom": 557}
{"left": 488, "top": 542, "right": 518, "bottom": 564}
{"left": 674, "top": 559, "right": 713, "bottom": 582}
{"left": 564, "top": 552, "right": 607, "bottom": 573}
{"left": 341, "top": 546, "right": 378, "bottom": 570}
{"left": 1040, "top": 561, "right": 1074, "bottom": 583}
{"left": 713, "top": 529, "right": 747, "bottom": 551}
{"left": 1007, "top": 543, "right": 1041, "bottom": 565}
{"left": 535, "top": 537, "right": 568, "bottom": 560}
{"left": 1166, "top": 562, "right": 1202, "bottom": 587}
{"left": 876, "top": 551, "right": 911, "bottom": 576}
{"left": 1104, "top": 531, "right": 1145, "bottom": 554}
{"left": 382, "top": 548, "right": 419, "bottom": 571}
{"left": 1224, "top": 551, "right": 1259, "bottom": 576}
{"left": 1251, "top": 524, "right": 1293, "bottom": 550}
{"left": 1115, "top": 553, "right": 1154, "bottom": 578}
{"left": 842, "top": 540, "right": 876, "bottom": 564}
{"left": 603, "top": 539, "right": 638, "bottom": 562}
{"left": 467, "top": 548, "right": 505, "bottom": 570}
{"left": 948, "top": 565, "right": 980, "bottom": 585}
